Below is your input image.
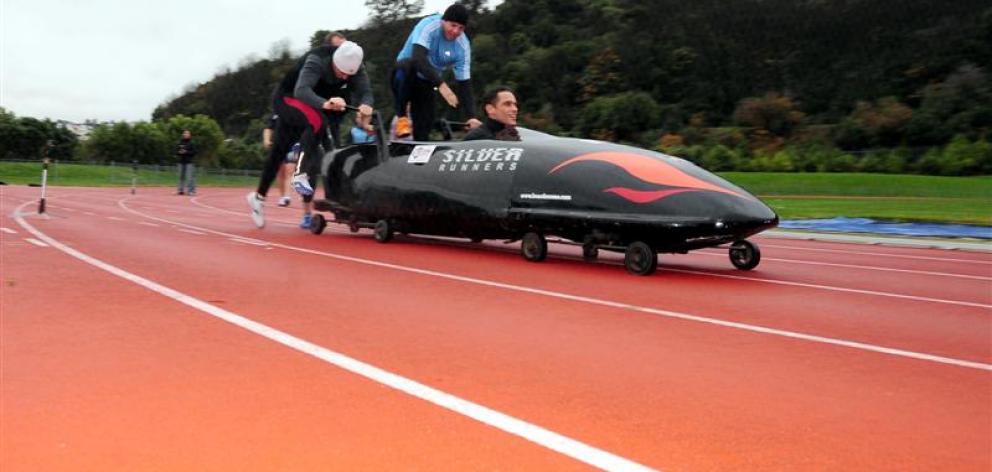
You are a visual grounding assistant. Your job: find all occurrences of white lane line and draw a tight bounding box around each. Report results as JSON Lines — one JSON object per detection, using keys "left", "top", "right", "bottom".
{"left": 696, "top": 250, "right": 992, "bottom": 281}
{"left": 83, "top": 212, "right": 97, "bottom": 216}
{"left": 25, "top": 238, "right": 49, "bottom": 247}
{"left": 139, "top": 222, "right": 160, "bottom": 227}
{"left": 660, "top": 267, "right": 991, "bottom": 309}
{"left": 13, "top": 201, "right": 655, "bottom": 472}
{"left": 117, "top": 198, "right": 992, "bottom": 371}
{"left": 186, "top": 198, "right": 992, "bottom": 303}
{"left": 177, "top": 229, "right": 206, "bottom": 236}
{"left": 1, "top": 227, "right": 16, "bottom": 234}
{"left": 107, "top": 216, "right": 126, "bottom": 221}
{"left": 757, "top": 243, "right": 992, "bottom": 265}
{"left": 229, "top": 237, "right": 270, "bottom": 246}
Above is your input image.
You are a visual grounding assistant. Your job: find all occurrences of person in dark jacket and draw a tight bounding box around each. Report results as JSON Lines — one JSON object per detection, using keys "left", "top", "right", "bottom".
{"left": 176, "top": 129, "right": 197, "bottom": 195}
{"left": 246, "top": 40, "right": 375, "bottom": 229}
{"left": 391, "top": 4, "right": 482, "bottom": 140}
{"left": 463, "top": 86, "right": 520, "bottom": 141}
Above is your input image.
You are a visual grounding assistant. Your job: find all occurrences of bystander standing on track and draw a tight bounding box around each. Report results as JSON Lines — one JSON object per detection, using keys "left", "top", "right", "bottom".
{"left": 175, "top": 129, "right": 197, "bottom": 195}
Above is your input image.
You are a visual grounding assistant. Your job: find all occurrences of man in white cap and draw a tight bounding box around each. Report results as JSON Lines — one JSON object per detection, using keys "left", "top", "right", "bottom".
{"left": 247, "top": 40, "right": 375, "bottom": 229}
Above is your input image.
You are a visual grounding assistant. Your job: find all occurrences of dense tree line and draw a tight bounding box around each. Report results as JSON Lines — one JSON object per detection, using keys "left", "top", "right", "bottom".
{"left": 23, "top": 0, "right": 990, "bottom": 174}
{"left": 0, "top": 108, "right": 78, "bottom": 160}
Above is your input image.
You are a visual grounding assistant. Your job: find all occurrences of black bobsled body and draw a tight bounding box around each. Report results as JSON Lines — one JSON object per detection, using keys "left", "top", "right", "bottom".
{"left": 316, "top": 127, "right": 777, "bottom": 274}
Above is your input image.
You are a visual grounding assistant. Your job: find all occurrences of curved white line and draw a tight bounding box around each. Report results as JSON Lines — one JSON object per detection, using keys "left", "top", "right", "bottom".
{"left": 12, "top": 200, "right": 657, "bottom": 472}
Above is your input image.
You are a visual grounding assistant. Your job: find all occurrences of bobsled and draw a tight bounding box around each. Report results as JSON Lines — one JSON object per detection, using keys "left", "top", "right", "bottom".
{"left": 311, "top": 115, "right": 778, "bottom": 275}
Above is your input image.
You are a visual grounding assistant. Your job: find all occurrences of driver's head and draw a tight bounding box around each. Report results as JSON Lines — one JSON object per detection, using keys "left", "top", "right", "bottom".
{"left": 441, "top": 4, "right": 469, "bottom": 40}
{"left": 332, "top": 41, "right": 363, "bottom": 80}
{"left": 481, "top": 86, "right": 518, "bottom": 126}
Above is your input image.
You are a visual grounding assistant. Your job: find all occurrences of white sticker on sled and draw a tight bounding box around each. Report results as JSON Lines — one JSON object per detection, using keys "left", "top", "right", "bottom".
{"left": 407, "top": 145, "right": 437, "bottom": 164}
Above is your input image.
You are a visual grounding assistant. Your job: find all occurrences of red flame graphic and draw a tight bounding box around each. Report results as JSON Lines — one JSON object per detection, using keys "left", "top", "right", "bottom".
{"left": 550, "top": 152, "right": 751, "bottom": 203}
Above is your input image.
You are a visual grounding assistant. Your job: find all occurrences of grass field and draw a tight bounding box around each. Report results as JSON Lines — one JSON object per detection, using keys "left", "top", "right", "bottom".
{"left": 722, "top": 172, "right": 992, "bottom": 225}
{"left": 0, "top": 161, "right": 257, "bottom": 188}
{"left": 2, "top": 162, "right": 989, "bottom": 225}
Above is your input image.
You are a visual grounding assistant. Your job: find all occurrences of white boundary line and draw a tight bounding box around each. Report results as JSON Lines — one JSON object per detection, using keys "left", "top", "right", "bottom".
{"left": 695, "top": 250, "right": 992, "bottom": 281}
{"left": 189, "top": 196, "right": 992, "bottom": 303}
{"left": 12, "top": 201, "right": 656, "bottom": 471}
{"left": 114, "top": 197, "right": 992, "bottom": 371}
{"left": 757, "top": 242, "right": 992, "bottom": 265}
{"left": 660, "top": 267, "right": 991, "bottom": 309}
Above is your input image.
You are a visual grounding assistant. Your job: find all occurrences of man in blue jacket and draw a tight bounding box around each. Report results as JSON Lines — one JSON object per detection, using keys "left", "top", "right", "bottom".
{"left": 391, "top": 4, "right": 482, "bottom": 140}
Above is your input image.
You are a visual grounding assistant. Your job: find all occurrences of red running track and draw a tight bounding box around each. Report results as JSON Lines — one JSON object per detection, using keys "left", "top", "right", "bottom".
{"left": 2, "top": 185, "right": 990, "bottom": 470}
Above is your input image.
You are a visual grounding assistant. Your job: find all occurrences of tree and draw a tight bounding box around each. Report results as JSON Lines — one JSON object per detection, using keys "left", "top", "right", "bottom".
{"left": 456, "top": 0, "right": 488, "bottom": 15}
{"left": 160, "top": 115, "right": 225, "bottom": 168}
{"left": 365, "top": 0, "right": 423, "bottom": 25}
{"left": 84, "top": 122, "right": 135, "bottom": 163}
{"left": 575, "top": 92, "right": 661, "bottom": 143}
{"left": 0, "top": 109, "right": 77, "bottom": 160}
{"left": 733, "top": 92, "right": 805, "bottom": 137}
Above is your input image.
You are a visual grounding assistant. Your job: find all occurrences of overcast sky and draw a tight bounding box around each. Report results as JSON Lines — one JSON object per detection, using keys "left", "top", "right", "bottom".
{"left": 1, "top": 0, "right": 484, "bottom": 123}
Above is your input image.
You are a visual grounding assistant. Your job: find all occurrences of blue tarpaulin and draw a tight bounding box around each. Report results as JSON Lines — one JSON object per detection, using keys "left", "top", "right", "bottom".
{"left": 779, "top": 217, "right": 992, "bottom": 239}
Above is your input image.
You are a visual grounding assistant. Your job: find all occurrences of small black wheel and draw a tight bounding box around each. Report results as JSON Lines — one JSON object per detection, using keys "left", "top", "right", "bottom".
{"left": 373, "top": 219, "right": 393, "bottom": 243}
{"left": 309, "top": 213, "right": 327, "bottom": 235}
{"left": 624, "top": 241, "right": 657, "bottom": 276}
{"left": 729, "top": 240, "right": 761, "bottom": 270}
{"left": 520, "top": 232, "right": 547, "bottom": 262}
{"left": 582, "top": 242, "right": 599, "bottom": 261}
{"left": 348, "top": 220, "right": 360, "bottom": 233}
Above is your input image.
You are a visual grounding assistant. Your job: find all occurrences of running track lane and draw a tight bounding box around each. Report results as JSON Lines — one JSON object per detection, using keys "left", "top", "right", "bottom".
{"left": 2, "top": 185, "right": 990, "bottom": 470}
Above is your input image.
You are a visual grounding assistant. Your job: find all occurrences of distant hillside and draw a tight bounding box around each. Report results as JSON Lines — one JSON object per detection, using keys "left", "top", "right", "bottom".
{"left": 153, "top": 0, "right": 992, "bottom": 145}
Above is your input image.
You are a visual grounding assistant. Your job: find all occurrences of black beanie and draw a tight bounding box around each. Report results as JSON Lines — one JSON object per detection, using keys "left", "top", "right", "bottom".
{"left": 442, "top": 4, "right": 470, "bottom": 25}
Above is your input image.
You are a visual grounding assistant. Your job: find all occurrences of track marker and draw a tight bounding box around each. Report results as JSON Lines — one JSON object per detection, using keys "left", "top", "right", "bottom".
{"left": 1, "top": 227, "right": 16, "bottom": 234}
{"left": 13, "top": 201, "right": 656, "bottom": 472}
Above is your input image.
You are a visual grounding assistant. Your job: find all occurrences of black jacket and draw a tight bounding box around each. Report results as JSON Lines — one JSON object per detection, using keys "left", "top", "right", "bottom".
{"left": 176, "top": 138, "right": 196, "bottom": 164}
{"left": 273, "top": 45, "right": 373, "bottom": 110}
{"left": 463, "top": 118, "right": 520, "bottom": 141}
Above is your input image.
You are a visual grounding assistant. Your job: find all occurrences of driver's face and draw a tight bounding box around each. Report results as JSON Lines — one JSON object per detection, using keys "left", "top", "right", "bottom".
{"left": 487, "top": 91, "right": 518, "bottom": 126}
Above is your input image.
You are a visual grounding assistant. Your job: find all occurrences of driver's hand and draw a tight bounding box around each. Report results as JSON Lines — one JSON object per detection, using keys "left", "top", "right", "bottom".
{"left": 323, "top": 97, "right": 347, "bottom": 111}
{"left": 437, "top": 82, "right": 459, "bottom": 108}
{"left": 356, "top": 113, "right": 374, "bottom": 132}
{"left": 357, "top": 104, "right": 373, "bottom": 118}
{"left": 466, "top": 118, "right": 483, "bottom": 129}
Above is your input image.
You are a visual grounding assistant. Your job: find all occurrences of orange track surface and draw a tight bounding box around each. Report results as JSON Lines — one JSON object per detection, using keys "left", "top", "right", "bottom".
{"left": 2, "top": 185, "right": 990, "bottom": 470}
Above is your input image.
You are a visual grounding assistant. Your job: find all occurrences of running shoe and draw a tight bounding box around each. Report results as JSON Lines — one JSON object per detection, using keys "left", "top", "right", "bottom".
{"left": 246, "top": 191, "right": 265, "bottom": 228}
{"left": 299, "top": 214, "right": 313, "bottom": 230}
{"left": 292, "top": 173, "right": 314, "bottom": 196}
{"left": 395, "top": 116, "right": 412, "bottom": 139}
{"left": 278, "top": 196, "right": 291, "bottom": 207}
